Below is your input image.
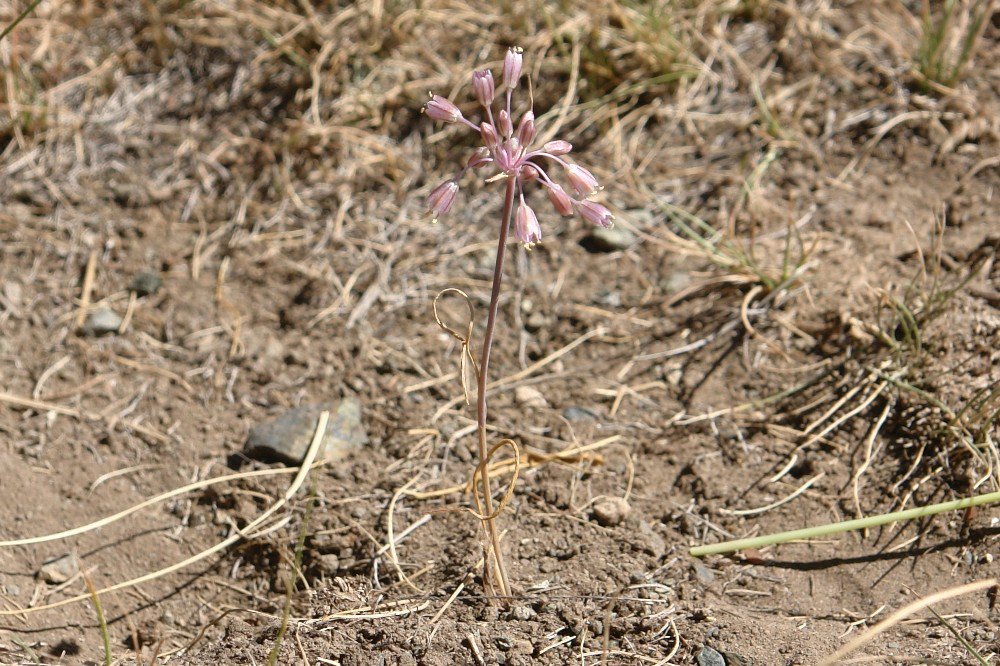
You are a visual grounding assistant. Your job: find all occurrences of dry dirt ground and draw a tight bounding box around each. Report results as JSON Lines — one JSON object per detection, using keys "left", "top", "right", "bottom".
{"left": 1, "top": 1, "right": 999, "bottom": 664}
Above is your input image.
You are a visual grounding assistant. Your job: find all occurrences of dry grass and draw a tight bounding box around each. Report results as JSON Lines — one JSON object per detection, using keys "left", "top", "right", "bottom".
{"left": 1, "top": 0, "right": 999, "bottom": 662}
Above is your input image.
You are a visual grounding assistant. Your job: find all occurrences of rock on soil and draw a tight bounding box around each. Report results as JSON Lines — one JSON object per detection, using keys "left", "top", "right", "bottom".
{"left": 129, "top": 271, "right": 162, "bottom": 297}
{"left": 514, "top": 386, "right": 548, "bottom": 408}
{"left": 562, "top": 406, "right": 598, "bottom": 421}
{"left": 591, "top": 497, "right": 630, "bottom": 526}
{"left": 243, "top": 398, "right": 368, "bottom": 465}
{"left": 82, "top": 308, "right": 122, "bottom": 336}
{"left": 38, "top": 553, "right": 79, "bottom": 584}
{"left": 696, "top": 646, "right": 726, "bottom": 666}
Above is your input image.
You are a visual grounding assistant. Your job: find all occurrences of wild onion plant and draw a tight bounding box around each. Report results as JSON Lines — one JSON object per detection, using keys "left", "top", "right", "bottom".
{"left": 424, "top": 47, "right": 613, "bottom": 595}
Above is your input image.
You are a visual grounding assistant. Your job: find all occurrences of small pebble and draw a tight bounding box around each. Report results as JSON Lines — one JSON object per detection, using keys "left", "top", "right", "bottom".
{"left": 692, "top": 561, "right": 715, "bottom": 584}
{"left": 562, "top": 406, "right": 598, "bottom": 422}
{"left": 38, "top": 553, "right": 79, "bottom": 584}
{"left": 318, "top": 553, "right": 340, "bottom": 575}
{"left": 514, "top": 386, "right": 548, "bottom": 409}
{"left": 661, "top": 270, "right": 692, "bottom": 293}
{"left": 129, "top": 271, "right": 162, "bottom": 297}
{"left": 525, "top": 311, "right": 548, "bottom": 332}
{"left": 579, "top": 227, "right": 636, "bottom": 253}
{"left": 695, "top": 646, "right": 726, "bottom": 666}
{"left": 82, "top": 308, "right": 122, "bottom": 336}
{"left": 510, "top": 606, "right": 536, "bottom": 622}
{"left": 591, "top": 497, "right": 630, "bottom": 527}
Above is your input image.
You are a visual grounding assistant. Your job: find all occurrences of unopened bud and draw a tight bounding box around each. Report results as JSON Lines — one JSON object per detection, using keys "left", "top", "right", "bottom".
{"left": 466, "top": 146, "right": 491, "bottom": 169}
{"left": 498, "top": 109, "right": 513, "bottom": 137}
{"left": 503, "top": 47, "right": 523, "bottom": 90}
{"left": 519, "top": 164, "right": 539, "bottom": 182}
{"left": 543, "top": 140, "right": 572, "bottom": 156}
{"left": 471, "top": 70, "right": 495, "bottom": 106}
{"left": 565, "top": 164, "right": 600, "bottom": 196}
{"left": 514, "top": 199, "right": 542, "bottom": 246}
{"left": 424, "top": 95, "right": 463, "bottom": 123}
{"left": 575, "top": 200, "right": 614, "bottom": 228}
{"left": 480, "top": 122, "right": 500, "bottom": 154}
{"left": 546, "top": 183, "right": 574, "bottom": 216}
{"left": 427, "top": 180, "right": 459, "bottom": 221}
{"left": 516, "top": 110, "right": 536, "bottom": 145}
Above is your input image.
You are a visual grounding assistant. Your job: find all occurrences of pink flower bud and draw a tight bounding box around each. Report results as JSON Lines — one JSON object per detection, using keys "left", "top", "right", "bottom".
{"left": 546, "top": 183, "right": 574, "bottom": 216}
{"left": 516, "top": 110, "right": 536, "bottom": 145}
{"left": 514, "top": 200, "right": 542, "bottom": 246}
{"left": 466, "top": 146, "right": 491, "bottom": 169}
{"left": 424, "top": 95, "right": 463, "bottom": 123}
{"left": 480, "top": 122, "right": 500, "bottom": 154}
{"left": 498, "top": 109, "right": 513, "bottom": 137}
{"left": 471, "top": 70, "right": 495, "bottom": 106}
{"left": 542, "top": 140, "right": 572, "bottom": 156}
{"left": 565, "top": 164, "right": 600, "bottom": 196}
{"left": 575, "top": 200, "right": 614, "bottom": 228}
{"left": 427, "top": 180, "right": 459, "bottom": 221}
{"left": 519, "top": 164, "right": 539, "bottom": 182}
{"left": 503, "top": 47, "right": 523, "bottom": 90}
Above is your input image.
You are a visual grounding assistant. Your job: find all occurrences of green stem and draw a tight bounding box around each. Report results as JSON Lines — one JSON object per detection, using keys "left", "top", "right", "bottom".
{"left": 691, "top": 490, "right": 1000, "bottom": 557}
{"left": 0, "top": 0, "right": 44, "bottom": 42}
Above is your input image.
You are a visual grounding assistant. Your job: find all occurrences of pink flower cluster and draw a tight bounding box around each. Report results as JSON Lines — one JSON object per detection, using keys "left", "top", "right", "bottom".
{"left": 424, "top": 47, "right": 614, "bottom": 247}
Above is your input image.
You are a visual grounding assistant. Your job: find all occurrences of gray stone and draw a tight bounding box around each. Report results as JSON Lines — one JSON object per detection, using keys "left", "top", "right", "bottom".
{"left": 637, "top": 520, "right": 666, "bottom": 559}
{"left": 696, "top": 646, "right": 726, "bottom": 666}
{"left": 82, "top": 308, "right": 122, "bottom": 336}
{"left": 580, "top": 227, "right": 636, "bottom": 253}
{"left": 692, "top": 561, "right": 715, "bottom": 584}
{"left": 243, "top": 398, "right": 368, "bottom": 465}
{"left": 509, "top": 605, "right": 535, "bottom": 621}
{"left": 38, "top": 553, "right": 79, "bottom": 584}
{"left": 722, "top": 651, "right": 750, "bottom": 666}
{"left": 592, "top": 497, "right": 630, "bottom": 527}
{"left": 562, "top": 406, "right": 598, "bottom": 421}
{"left": 129, "top": 271, "right": 162, "bottom": 297}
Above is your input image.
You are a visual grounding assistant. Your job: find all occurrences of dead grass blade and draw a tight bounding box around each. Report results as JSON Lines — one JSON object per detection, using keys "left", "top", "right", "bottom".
{"left": 0, "top": 411, "right": 330, "bottom": 617}
{"left": 818, "top": 579, "right": 997, "bottom": 665}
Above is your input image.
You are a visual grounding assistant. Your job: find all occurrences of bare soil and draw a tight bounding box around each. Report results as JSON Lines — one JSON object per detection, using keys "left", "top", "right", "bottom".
{"left": 1, "top": 1, "right": 999, "bottom": 664}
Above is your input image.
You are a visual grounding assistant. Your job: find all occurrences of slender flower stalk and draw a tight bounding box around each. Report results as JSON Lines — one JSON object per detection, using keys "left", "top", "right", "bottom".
{"left": 423, "top": 47, "right": 614, "bottom": 597}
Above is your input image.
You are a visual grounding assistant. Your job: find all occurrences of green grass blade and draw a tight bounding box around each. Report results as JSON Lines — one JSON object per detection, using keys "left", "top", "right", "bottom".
{"left": 691, "top": 489, "right": 1000, "bottom": 557}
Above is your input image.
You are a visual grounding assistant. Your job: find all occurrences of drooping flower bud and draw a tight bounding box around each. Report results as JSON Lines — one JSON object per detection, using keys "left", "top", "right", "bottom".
{"left": 565, "top": 164, "right": 600, "bottom": 196}
{"left": 471, "top": 70, "right": 495, "bottom": 107}
{"left": 519, "top": 164, "right": 539, "bottom": 182}
{"left": 514, "top": 199, "right": 542, "bottom": 246}
{"left": 503, "top": 47, "right": 523, "bottom": 90}
{"left": 498, "top": 109, "right": 513, "bottom": 137}
{"left": 542, "top": 140, "right": 572, "bottom": 156}
{"left": 466, "top": 146, "right": 491, "bottom": 169}
{"left": 424, "top": 95, "right": 463, "bottom": 123}
{"left": 480, "top": 122, "right": 500, "bottom": 155}
{"left": 545, "top": 182, "right": 574, "bottom": 216}
{"left": 427, "top": 180, "right": 459, "bottom": 221}
{"left": 516, "top": 110, "right": 536, "bottom": 145}
{"left": 575, "top": 200, "right": 614, "bottom": 228}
